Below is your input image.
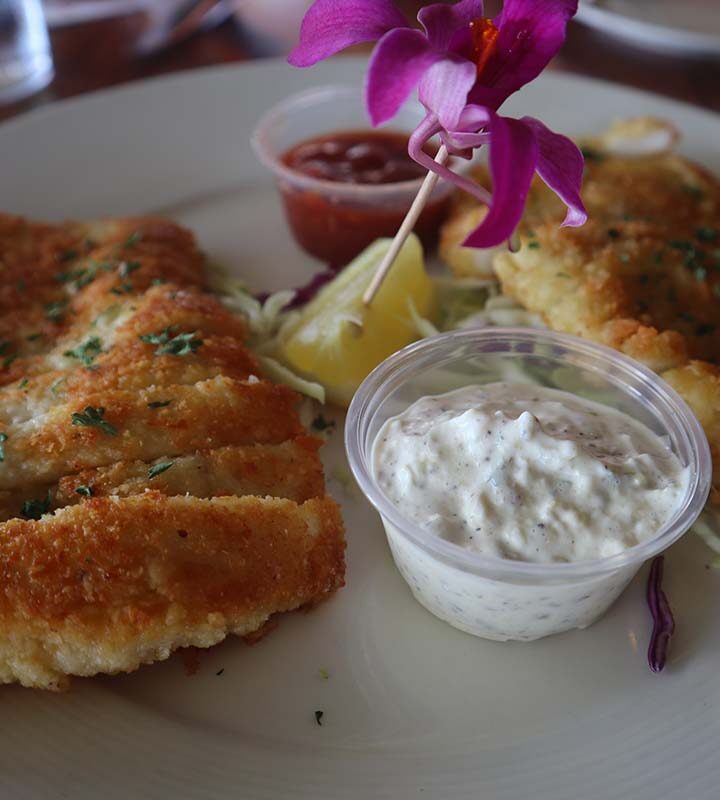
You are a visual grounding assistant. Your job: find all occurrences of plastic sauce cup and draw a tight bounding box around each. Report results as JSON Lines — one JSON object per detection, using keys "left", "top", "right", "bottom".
{"left": 345, "top": 329, "right": 711, "bottom": 641}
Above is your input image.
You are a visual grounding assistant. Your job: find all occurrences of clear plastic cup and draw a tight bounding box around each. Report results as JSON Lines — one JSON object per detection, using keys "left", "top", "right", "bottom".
{"left": 345, "top": 329, "right": 711, "bottom": 641}
{"left": 251, "top": 84, "right": 466, "bottom": 267}
{"left": 0, "top": 0, "right": 53, "bottom": 105}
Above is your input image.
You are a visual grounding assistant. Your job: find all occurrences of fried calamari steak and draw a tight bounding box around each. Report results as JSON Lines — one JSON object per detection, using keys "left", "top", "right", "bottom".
{"left": 0, "top": 213, "right": 345, "bottom": 689}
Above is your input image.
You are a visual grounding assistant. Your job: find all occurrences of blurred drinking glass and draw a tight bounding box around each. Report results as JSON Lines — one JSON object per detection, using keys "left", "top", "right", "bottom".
{"left": 0, "top": 0, "right": 53, "bottom": 105}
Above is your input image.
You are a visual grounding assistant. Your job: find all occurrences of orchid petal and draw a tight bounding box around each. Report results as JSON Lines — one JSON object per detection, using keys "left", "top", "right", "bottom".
{"left": 463, "top": 113, "right": 538, "bottom": 248}
{"left": 288, "top": 0, "right": 408, "bottom": 67}
{"left": 366, "top": 29, "right": 439, "bottom": 125}
{"left": 469, "top": 0, "right": 578, "bottom": 109}
{"left": 418, "top": 0, "right": 485, "bottom": 50}
{"left": 418, "top": 57, "right": 477, "bottom": 130}
{"left": 409, "top": 114, "right": 491, "bottom": 205}
{"left": 522, "top": 116, "right": 587, "bottom": 227}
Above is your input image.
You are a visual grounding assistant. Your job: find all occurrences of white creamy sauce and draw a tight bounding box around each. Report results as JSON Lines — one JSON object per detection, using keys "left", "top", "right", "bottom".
{"left": 372, "top": 383, "right": 689, "bottom": 564}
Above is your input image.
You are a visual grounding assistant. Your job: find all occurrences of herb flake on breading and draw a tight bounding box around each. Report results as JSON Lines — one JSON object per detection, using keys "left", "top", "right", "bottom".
{"left": 139, "top": 326, "right": 202, "bottom": 356}
{"left": 0, "top": 432, "right": 8, "bottom": 462}
{"left": 71, "top": 406, "right": 117, "bottom": 435}
{"left": 64, "top": 336, "right": 103, "bottom": 366}
{"left": 45, "top": 301, "right": 67, "bottom": 323}
{"left": 75, "top": 485, "right": 93, "bottom": 497}
{"left": 21, "top": 495, "right": 50, "bottom": 520}
{"left": 312, "top": 415, "right": 335, "bottom": 433}
{"left": 147, "top": 400, "right": 172, "bottom": 409}
{"left": 148, "top": 461, "right": 174, "bottom": 479}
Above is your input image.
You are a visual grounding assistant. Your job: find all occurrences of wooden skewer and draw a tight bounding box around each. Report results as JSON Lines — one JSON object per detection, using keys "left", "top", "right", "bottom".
{"left": 362, "top": 145, "right": 449, "bottom": 307}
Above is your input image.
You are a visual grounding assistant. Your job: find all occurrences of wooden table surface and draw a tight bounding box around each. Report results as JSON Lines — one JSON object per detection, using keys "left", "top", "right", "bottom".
{"left": 1, "top": 11, "right": 719, "bottom": 126}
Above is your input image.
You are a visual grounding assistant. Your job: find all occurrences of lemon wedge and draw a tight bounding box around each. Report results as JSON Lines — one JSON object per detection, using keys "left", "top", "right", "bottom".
{"left": 278, "top": 235, "right": 435, "bottom": 406}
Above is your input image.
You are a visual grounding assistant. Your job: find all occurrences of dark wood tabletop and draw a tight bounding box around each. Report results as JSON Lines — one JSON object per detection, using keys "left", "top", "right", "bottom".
{"left": 1, "top": 9, "right": 718, "bottom": 126}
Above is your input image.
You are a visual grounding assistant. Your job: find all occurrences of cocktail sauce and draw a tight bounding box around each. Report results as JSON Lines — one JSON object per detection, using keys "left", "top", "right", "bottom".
{"left": 280, "top": 130, "right": 450, "bottom": 267}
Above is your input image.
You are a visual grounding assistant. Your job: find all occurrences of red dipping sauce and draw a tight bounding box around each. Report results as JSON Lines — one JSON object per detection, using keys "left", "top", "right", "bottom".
{"left": 279, "top": 130, "right": 450, "bottom": 268}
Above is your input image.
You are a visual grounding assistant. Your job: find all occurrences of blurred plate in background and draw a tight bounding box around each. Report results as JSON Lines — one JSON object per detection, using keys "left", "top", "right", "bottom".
{"left": 576, "top": 0, "right": 720, "bottom": 58}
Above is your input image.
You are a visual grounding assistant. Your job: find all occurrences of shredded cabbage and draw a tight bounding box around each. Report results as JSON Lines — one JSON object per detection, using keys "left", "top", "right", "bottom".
{"left": 693, "top": 508, "right": 720, "bottom": 562}
{"left": 207, "top": 262, "right": 325, "bottom": 403}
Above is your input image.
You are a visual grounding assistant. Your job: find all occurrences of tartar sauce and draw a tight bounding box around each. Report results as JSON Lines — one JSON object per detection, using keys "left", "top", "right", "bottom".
{"left": 372, "top": 383, "right": 689, "bottom": 564}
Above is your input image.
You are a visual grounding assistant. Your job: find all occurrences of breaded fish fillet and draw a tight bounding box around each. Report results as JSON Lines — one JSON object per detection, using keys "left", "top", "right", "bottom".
{"left": 458, "top": 133, "right": 720, "bottom": 500}
{"left": 0, "top": 493, "right": 345, "bottom": 690}
{"left": 0, "top": 212, "right": 346, "bottom": 689}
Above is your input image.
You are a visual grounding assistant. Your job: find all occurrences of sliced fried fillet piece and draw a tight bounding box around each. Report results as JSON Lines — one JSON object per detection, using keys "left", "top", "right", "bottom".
{"left": 0, "top": 216, "right": 207, "bottom": 372}
{"left": 0, "top": 376, "right": 303, "bottom": 490}
{"left": 55, "top": 438, "right": 325, "bottom": 506}
{"left": 0, "top": 493, "right": 345, "bottom": 690}
{"left": 0, "top": 336, "right": 260, "bottom": 426}
{"left": 440, "top": 146, "right": 720, "bottom": 280}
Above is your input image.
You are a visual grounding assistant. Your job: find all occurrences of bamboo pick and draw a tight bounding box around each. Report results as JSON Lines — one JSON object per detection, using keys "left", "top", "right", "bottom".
{"left": 362, "top": 145, "right": 449, "bottom": 307}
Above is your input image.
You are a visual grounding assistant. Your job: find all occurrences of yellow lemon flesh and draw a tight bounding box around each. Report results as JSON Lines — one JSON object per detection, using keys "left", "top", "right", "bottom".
{"left": 279, "top": 234, "right": 435, "bottom": 406}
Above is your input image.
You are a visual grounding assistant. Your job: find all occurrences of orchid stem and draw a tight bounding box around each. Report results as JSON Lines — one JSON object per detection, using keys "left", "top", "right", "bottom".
{"left": 362, "top": 145, "right": 449, "bottom": 308}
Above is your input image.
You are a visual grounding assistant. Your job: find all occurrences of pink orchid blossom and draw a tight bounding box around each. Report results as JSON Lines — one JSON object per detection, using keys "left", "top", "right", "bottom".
{"left": 289, "top": 0, "right": 587, "bottom": 248}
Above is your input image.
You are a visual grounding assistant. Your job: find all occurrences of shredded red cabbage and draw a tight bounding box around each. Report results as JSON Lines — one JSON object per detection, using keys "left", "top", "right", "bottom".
{"left": 255, "top": 270, "right": 336, "bottom": 310}
{"left": 647, "top": 556, "right": 675, "bottom": 673}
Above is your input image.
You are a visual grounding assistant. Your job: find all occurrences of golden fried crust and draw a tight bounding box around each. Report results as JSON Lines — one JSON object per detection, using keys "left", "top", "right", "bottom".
{"left": 662, "top": 362, "right": 720, "bottom": 504}
{"left": 0, "top": 377, "right": 303, "bottom": 490}
{"left": 0, "top": 494, "right": 345, "bottom": 690}
{"left": 55, "top": 438, "right": 325, "bottom": 506}
{"left": 0, "top": 213, "right": 345, "bottom": 689}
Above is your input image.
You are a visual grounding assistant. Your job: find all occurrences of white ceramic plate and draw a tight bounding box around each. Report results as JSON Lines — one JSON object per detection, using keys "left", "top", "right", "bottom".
{"left": 1, "top": 58, "right": 719, "bottom": 799}
{"left": 576, "top": 0, "right": 720, "bottom": 57}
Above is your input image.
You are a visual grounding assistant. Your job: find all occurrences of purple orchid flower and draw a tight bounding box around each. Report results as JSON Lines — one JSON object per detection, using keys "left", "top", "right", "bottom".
{"left": 289, "top": 0, "right": 587, "bottom": 248}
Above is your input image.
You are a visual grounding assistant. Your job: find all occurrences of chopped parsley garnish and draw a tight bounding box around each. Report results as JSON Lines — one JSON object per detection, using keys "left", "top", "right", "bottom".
{"left": 0, "top": 432, "right": 8, "bottom": 462}
{"left": 695, "top": 266, "right": 707, "bottom": 282}
{"left": 2, "top": 353, "right": 17, "bottom": 370}
{"left": 148, "top": 461, "right": 174, "bottom": 479}
{"left": 638, "top": 274, "right": 650, "bottom": 284}
{"left": 118, "top": 260, "right": 141, "bottom": 279}
{"left": 26, "top": 332, "right": 42, "bottom": 342}
{"left": 123, "top": 231, "right": 142, "bottom": 249}
{"left": 669, "top": 239, "right": 694, "bottom": 252}
{"left": 555, "top": 272, "right": 571, "bottom": 279}
{"left": 619, "top": 254, "right": 630, "bottom": 263}
{"left": 57, "top": 260, "right": 114, "bottom": 291}
{"left": 0, "top": 340, "right": 12, "bottom": 356}
{"left": 527, "top": 241, "right": 540, "bottom": 249}
{"left": 314, "top": 710, "right": 324, "bottom": 727}
{"left": 75, "top": 485, "right": 93, "bottom": 497}
{"left": 50, "top": 377, "right": 67, "bottom": 396}
{"left": 696, "top": 227, "right": 717, "bottom": 243}
{"left": 319, "top": 668, "right": 329, "bottom": 680}
{"left": 580, "top": 146, "right": 606, "bottom": 162}
{"left": 58, "top": 248, "right": 79, "bottom": 263}
{"left": 45, "top": 301, "right": 67, "bottom": 323}
{"left": 71, "top": 406, "right": 117, "bottom": 435}
{"left": 151, "top": 278, "right": 167, "bottom": 286}
{"left": 21, "top": 495, "right": 50, "bottom": 520}
{"left": 147, "top": 400, "right": 172, "bottom": 409}
{"left": 683, "top": 185, "right": 704, "bottom": 200}
{"left": 19, "top": 379, "right": 28, "bottom": 389}
{"left": 312, "top": 415, "right": 335, "bottom": 433}
{"left": 64, "top": 336, "right": 103, "bottom": 366}
{"left": 678, "top": 311, "right": 695, "bottom": 323}
{"left": 139, "top": 326, "right": 202, "bottom": 356}
{"left": 110, "top": 283, "right": 134, "bottom": 295}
